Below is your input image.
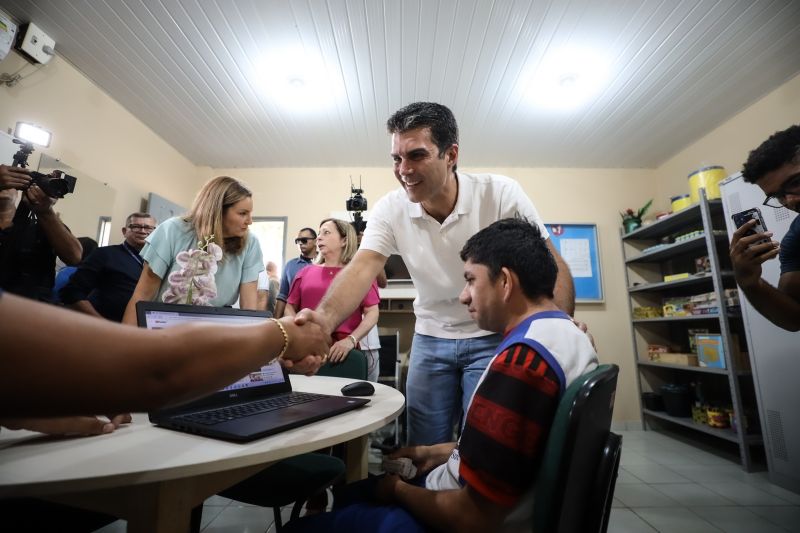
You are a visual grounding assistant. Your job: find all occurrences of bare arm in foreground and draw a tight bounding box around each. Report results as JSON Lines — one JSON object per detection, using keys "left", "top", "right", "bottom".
{"left": 0, "top": 292, "right": 328, "bottom": 418}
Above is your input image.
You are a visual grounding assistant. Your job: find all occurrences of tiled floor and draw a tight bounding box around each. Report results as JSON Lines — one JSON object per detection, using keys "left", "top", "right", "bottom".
{"left": 609, "top": 430, "right": 800, "bottom": 532}
{"left": 95, "top": 429, "right": 800, "bottom": 532}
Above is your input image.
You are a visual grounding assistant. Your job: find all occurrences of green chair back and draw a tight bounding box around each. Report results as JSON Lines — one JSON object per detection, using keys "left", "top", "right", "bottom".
{"left": 532, "top": 363, "right": 620, "bottom": 533}
{"left": 317, "top": 349, "right": 368, "bottom": 380}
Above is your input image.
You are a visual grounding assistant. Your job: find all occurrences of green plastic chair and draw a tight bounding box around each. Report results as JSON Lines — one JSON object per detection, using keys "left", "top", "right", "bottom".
{"left": 317, "top": 349, "right": 368, "bottom": 380}
{"left": 191, "top": 352, "right": 368, "bottom": 532}
{"left": 216, "top": 453, "right": 344, "bottom": 530}
{"left": 532, "top": 364, "right": 621, "bottom": 533}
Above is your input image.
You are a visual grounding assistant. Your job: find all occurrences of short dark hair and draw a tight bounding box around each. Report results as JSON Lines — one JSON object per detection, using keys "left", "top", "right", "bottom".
{"left": 78, "top": 236, "right": 98, "bottom": 261}
{"left": 386, "top": 102, "right": 459, "bottom": 172}
{"left": 742, "top": 124, "right": 800, "bottom": 184}
{"left": 298, "top": 227, "right": 317, "bottom": 238}
{"left": 460, "top": 218, "right": 557, "bottom": 300}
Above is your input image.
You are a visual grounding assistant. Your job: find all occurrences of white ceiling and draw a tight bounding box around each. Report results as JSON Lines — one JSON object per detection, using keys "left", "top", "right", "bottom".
{"left": 2, "top": 0, "right": 799, "bottom": 169}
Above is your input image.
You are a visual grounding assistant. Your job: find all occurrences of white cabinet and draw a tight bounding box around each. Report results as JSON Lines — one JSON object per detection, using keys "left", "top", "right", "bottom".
{"left": 721, "top": 174, "right": 800, "bottom": 492}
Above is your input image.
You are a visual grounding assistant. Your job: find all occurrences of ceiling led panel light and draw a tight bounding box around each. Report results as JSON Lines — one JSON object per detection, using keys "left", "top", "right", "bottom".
{"left": 254, "top": 46, "right": 336, "bottom": 113}
{"left": 525, "top": 47, "right": 610, "bottom": 111}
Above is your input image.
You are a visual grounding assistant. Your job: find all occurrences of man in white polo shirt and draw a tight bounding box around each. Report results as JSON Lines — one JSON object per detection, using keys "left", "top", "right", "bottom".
{"left": 300, "top": 102, "right": 575, "bottom": 445}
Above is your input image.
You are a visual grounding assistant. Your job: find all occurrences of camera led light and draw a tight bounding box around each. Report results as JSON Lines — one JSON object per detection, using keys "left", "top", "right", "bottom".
{"left": 14, "top": 121, "right": 52, "bottom": 147}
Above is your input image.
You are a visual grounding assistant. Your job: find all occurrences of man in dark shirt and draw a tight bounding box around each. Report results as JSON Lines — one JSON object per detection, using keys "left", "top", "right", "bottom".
{"left": 0, "top": 165, "right": 82, "bottom": 302}
{"left": 60, "top": 212, "right": 157, "bottom": 321}
{"left": 730, "top": 124, "right": 800, "bottom": 331}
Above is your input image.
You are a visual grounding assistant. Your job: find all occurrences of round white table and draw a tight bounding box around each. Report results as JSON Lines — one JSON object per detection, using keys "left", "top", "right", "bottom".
{"left": 0, "top": 375, "right": 405, "bottom": 532}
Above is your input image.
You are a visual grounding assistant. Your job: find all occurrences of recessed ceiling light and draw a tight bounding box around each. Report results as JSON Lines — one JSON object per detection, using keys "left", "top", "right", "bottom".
{"left": 524, "top": 47, "right": 610, "bottom": 111}
{"left": 558, "top": 73, "right": 578, "bottom": 89}
{"left": 253, "top": 46, "right": 337, "bottom": 113}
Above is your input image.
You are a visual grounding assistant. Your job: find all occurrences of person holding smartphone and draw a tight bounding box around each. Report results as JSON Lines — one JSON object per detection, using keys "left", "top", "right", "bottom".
{"left": 729, "top": 124, "right": 800, "bottom": 331}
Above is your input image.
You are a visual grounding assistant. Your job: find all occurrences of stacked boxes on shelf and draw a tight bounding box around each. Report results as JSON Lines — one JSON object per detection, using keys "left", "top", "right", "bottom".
{"left": 647, "top": 344, "right": 699, "bottom": 366}
{"left": 695, "top": 333, "right": 749, "bottom": 370}
{"left": 660, "top": 289, "right": 740, "bottom": 317}
{"left": 632, "top": 306, "right": 662, "bottom": 319}
{"left": 692, "top": 289, "right": 740, "bottom": 315}
{"left": 662, "top": 297, "right": 692, "bottom": 317}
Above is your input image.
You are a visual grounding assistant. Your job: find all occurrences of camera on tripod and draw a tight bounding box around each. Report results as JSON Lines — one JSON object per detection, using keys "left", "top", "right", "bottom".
{"left": 10, "top": 124, "right": 77, "bottom": 199}
{"left": 346, "top": 185, "right": 368, "bottom": 212}
{"left": 346, "top": 178, "right": 368, "bottom": 233}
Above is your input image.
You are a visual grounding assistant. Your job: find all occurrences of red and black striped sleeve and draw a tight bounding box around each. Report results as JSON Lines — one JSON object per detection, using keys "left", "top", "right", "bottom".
{"left": 458, "top": 342, "right": 561, "bottom": 507}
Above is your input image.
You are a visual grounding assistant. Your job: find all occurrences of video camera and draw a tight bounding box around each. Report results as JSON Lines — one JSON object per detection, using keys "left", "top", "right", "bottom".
{"left": 346, "top": 185, "right": 368, "bottom": 212}
{"left": 11, "top": 138, "right": 77, "bottom": 198}
{"left": 346, "top": 178, "right": 368, "bottom": 234}
{"left": 27, "top": 169, "right": 77, "bottom": 198}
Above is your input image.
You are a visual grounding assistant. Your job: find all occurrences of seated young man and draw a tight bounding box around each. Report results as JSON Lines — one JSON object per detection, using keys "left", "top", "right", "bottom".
{"left": 286, "top": 218, "right": 598, "bottom": 533}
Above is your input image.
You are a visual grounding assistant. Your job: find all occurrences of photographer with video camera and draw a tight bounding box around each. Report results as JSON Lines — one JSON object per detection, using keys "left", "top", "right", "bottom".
{"left": 0, "top": 162, "right": 82, "bottom": 302}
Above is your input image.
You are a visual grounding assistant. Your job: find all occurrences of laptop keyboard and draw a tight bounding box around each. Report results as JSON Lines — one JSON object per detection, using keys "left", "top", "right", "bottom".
{"left": 176, "top": 392, "right": 328, "bottom": 426}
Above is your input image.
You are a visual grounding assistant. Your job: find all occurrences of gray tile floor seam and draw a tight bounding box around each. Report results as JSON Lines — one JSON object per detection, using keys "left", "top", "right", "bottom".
{"left": 689, "top": 506, "right": 789, "bottom": 533}
{"left": 649, "top": 483, "right": 738, "bottom": 507}
{"left": 746, "top": 505, "right": 800, "bottom": 532}
{"left": 631, "top": 507, "right": 723, "bottom": 533}
{"left": 699, "top": 481, "right": 796, "bottom": 506}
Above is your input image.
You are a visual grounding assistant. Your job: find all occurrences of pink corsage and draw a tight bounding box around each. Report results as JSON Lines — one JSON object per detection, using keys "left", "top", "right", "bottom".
{"left": 162, "top": 235, "right": 223, "bottom": 305}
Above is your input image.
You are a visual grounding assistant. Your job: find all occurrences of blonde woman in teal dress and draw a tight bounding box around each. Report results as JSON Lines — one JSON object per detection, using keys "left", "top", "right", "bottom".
{"left": 122, "top": 176, "right": 263, "bottom": 324}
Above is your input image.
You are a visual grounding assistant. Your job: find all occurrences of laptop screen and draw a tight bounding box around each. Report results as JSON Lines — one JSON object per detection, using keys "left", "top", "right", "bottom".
{"left": 142, "top": 307, "right": 286, "bottom": 392}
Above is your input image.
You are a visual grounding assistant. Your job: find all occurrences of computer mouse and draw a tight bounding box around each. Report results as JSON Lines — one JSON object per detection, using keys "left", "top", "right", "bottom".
{"left": 341, "top": 381, "right": 375, "bottom": 397}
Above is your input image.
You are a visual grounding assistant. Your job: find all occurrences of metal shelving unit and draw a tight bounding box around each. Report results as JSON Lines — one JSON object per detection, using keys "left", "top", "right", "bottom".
{"left": 621, "top": 192, "right": 762, "bottom": 471}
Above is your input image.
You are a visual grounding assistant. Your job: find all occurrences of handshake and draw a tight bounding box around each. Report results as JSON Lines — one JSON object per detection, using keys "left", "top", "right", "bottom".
{"left": 276, "top": 309, "right": 337, "bottom": 375}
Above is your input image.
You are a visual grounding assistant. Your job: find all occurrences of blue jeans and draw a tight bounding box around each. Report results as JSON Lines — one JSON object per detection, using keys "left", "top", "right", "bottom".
{"left": 405, "top": 333, "right": 502, "bottom": 445}
{"left": 284, "top": 475, "right": 427, "bottom": 533}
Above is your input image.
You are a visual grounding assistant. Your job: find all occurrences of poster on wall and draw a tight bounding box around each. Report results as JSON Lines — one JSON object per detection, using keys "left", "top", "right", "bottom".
{"left": 546, "top": 223, "right": 603, "bottom": 303}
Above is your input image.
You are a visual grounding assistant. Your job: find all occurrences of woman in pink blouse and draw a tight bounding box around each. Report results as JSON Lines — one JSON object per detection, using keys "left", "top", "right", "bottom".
{"left": 285, "top": 218, "right": 380, "bottom": 363}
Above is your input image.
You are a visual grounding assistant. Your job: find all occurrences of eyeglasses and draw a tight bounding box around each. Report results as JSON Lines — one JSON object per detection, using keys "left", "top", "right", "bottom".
{"left": 763, "top": 173, "right": 800, "bottom": 208}
{"left": 128, "top": 224, "right": 156, "bottom": 232}
{"left": 294, "top": 237, "right": 315, "bottom": 244}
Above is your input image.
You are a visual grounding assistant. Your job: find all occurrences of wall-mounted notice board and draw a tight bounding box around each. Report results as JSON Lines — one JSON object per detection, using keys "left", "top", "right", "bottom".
{"left": 545, "top": 223, "right": 603, "bottom": 303}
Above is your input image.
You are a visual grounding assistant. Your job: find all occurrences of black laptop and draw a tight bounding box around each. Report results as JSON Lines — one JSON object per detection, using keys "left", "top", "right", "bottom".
{"left": 137, "top": 302, "right": 370, "bottom": 442}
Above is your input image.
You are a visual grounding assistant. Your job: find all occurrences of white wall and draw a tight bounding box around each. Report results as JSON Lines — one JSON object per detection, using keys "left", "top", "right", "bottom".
{"left": 0, "top": 51, "right": 201, "bottom": 242}
{"left": 655, "top": 73, "right": 800, "bottom": 200}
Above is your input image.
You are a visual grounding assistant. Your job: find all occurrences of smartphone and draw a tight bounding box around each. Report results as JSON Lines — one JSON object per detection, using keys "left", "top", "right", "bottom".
{"left": 732, "top": 208, "right": 770, "bottom": 245}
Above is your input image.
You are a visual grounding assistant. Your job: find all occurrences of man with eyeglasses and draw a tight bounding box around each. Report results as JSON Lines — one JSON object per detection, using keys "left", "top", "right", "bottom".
{"left": 273, "top": 227, "right": 318, "bottom": 318}
{"left": 730, "top": 124, "right": 800, "bottom": 331}
{"left": 60, "top": 212, "right": 157, "bottom": 322}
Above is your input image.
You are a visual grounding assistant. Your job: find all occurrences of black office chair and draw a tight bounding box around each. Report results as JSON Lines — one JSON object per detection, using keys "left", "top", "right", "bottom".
{"left": 532, "top": 364, "right": 621, "bottom": 533}
{"left": 191, "top": 350, "right": 368, "bottom": 532}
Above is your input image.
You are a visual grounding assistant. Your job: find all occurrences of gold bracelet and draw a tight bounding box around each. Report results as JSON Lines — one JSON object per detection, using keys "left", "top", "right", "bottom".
{"left": 269, "top": 318, "right": 289, "bottom": 360}
{"left": 348, "top": 334, "right": 358, "bottom": 348}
